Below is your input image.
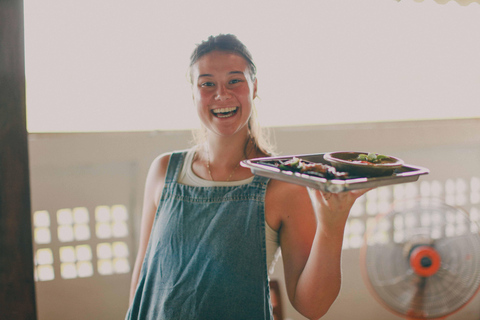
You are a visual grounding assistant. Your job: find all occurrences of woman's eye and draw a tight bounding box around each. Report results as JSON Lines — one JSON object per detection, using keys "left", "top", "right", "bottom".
{"left": 201, "top": 82, "right": 214, "bottom": 87}
{"left": 229, "top": 79, "right": 242, "bottom": 84}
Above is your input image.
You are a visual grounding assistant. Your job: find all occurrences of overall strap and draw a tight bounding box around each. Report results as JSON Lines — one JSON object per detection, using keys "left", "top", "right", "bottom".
{"left": 164, "top": 151, "right": 187, "bottom": 184}
{"left": 251, "top": 174, "right": 270, "bottom": 190}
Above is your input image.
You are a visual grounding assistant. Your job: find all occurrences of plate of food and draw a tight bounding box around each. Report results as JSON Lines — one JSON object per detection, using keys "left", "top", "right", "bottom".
{"left": 323, "top": 151, "right": 404, "bottom": 177}
{"left": 240, "top": 152, "right": 429, "bottom": 193}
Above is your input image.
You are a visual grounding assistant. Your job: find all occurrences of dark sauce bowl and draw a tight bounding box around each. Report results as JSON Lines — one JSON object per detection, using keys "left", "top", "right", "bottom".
{"left": 324, "top": 151, "right": 404, "bottom": 177}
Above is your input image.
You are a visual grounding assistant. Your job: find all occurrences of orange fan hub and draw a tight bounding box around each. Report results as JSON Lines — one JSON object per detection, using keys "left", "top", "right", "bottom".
{"left": 410, "top": 246, "right": 441, "bottom": 277}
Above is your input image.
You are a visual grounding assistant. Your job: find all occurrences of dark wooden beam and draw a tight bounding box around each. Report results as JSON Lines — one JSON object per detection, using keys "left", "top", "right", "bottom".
{"left": 0, "top": 0, "right": 37, "bottom": 319}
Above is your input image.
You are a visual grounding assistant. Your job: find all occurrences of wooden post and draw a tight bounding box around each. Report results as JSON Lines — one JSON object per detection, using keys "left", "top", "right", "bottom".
{"left": 0, "top": 0, "right": 37, "bottom": 319}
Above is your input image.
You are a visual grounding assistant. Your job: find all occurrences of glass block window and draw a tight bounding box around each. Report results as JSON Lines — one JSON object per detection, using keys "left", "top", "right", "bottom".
{"left": 32, "top": 204, "right": 131, "bottom": 281}
{"left": 97, "top": 241, "right": 130, "bottom": 275}
{"left": 33, "top": 210, "right": 51, "bottom": 244}
{"left": 95, "top": 205, "right": 129, "bottom": 239}
{"left": 57, "top": 207, "right": 91, "bottom": 242}
{"left": 34, "top": 248, "right": 55, "bottom": 281}
{"left": 59, "top": 245, "right": 94, "bottom": 279}
{"left": 471, "top": 177, "right": 480, "bottom": 204}
{"left": 343, "top": 177, "right": 480, "bottom": 249}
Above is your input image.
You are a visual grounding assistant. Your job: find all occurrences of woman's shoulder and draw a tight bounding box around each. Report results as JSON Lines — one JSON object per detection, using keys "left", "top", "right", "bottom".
{"left": 150, "top": 148, "right": 190, "bottom": 170}
{"left": 150, "top": 152, "right": 172, "bottom": 172}
{"left": 146, "top": 150, "right": 187, "bottom": 206}
{"left": 144, "top": 154, "right": 169, "bottom": 197}
{"left": 148, "top": 148, "right": 194, "bottom": 180}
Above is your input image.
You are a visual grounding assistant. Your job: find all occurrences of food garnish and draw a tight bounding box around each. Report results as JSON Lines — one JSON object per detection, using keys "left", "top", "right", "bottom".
{"left": 356, "top": 153, "right": 389, "bottom": 164}
{"left": 277, "top": 157, "right": 349, "bottom": 179}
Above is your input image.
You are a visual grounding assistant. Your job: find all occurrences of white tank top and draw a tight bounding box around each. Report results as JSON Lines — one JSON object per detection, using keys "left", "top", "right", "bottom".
{"left": 178, "top": 148, "right": 281, "bottom": 273}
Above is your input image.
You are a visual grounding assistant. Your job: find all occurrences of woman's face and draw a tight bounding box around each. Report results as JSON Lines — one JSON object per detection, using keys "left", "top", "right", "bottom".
{"left": 191, "top": 51, "right": 257, "bottom": 138}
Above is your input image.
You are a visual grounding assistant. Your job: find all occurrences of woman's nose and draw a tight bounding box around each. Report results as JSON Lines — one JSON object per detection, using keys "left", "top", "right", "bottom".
{"left": 214, "top": 85, "right": 231, "bottom": 101}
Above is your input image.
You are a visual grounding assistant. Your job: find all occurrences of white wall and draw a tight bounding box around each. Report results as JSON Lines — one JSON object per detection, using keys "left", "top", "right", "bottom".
{"left": 24, "top": 1, "right": 480, "bottom": 133}
{"left": 29, "top": 118, "right": 480, "bottom": 319}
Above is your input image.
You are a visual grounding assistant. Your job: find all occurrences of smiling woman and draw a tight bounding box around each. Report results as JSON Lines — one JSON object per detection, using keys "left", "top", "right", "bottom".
{"left": 23, "top": 0, "right": 480, "bottom": 133}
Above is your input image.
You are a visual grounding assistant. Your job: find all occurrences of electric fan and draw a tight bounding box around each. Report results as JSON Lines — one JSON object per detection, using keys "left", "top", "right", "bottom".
{"left": 360, "top": 199, "right": 480, "bottom": 319}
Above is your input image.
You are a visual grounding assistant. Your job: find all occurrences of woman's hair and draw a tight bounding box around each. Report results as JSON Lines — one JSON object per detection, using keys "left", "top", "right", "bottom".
{"left": 189, "top": 34, "right": 256, "bottom": 82}
{"left": 189, "top": 34, "right": 275, "bottom": 156}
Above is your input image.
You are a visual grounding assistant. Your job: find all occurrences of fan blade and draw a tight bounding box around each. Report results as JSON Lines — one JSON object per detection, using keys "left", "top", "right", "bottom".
{"left": 406, "top": 276, "right": 427, "bottom": 319}
{"left": 373, "top": 273, "right": 411, "bottom": 287}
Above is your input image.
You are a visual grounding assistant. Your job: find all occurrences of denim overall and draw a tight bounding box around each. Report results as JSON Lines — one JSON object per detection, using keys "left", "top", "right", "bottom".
{"left": 126, "top": 151, "right": 273, "bottom": 320}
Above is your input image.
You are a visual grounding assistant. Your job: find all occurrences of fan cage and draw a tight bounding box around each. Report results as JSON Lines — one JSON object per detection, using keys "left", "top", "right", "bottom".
{"left": 360, "top": 200, "right": 480, "bottom": 319}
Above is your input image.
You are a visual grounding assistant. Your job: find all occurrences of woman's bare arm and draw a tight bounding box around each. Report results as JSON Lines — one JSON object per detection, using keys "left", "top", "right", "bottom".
{"left": 128, "top": 153, "right": 171, "bottom": 305}
{"left": 266, "top": 180, "right": 369, "bottom": 319}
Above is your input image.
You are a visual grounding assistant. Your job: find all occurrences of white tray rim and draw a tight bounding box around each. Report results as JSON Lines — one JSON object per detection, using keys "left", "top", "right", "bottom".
{"left": 241, "top": 153, "right": 430, "bottom": 193}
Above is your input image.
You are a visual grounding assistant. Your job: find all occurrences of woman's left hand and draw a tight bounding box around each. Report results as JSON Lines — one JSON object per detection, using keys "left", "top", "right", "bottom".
{"left": 308, "top": 187, "right": 372, "bottom": 232}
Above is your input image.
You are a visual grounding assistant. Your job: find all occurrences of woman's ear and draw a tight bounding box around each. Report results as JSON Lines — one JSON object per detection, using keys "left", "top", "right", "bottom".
{"left": 253, "top": 78, "right": 258, "bottom": 99}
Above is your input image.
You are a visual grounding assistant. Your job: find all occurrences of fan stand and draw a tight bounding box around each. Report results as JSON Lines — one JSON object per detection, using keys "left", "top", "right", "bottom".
{"left": 406, "top": 246, "right": 445, "bottom": 320}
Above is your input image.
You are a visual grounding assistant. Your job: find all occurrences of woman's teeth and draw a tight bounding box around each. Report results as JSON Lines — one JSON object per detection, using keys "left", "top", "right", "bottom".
{"left": 212, "top": 107, "right": 238, "bottom": 118}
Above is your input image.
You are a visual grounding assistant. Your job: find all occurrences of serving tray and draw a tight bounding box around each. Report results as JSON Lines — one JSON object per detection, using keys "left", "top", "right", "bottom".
{"left": 240, "top": 153, "right": 429, "bottom": 193}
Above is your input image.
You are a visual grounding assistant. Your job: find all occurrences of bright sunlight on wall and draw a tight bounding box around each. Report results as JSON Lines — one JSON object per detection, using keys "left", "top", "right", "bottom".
{"left": 24, "top": 0, "right": 480, "bottom": 133}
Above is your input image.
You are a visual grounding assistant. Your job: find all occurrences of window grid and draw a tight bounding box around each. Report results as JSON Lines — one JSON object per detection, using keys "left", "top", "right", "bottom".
{"left": 343, "top": 177, "right": 480, "bottom": 250}
{"left": 33, "top": 205, "right": 130, "bottom": 281}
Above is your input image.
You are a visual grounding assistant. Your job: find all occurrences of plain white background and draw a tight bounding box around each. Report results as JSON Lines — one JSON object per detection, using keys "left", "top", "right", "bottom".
{"left": 24, "top": 0, "right": 480, "bottom": 132}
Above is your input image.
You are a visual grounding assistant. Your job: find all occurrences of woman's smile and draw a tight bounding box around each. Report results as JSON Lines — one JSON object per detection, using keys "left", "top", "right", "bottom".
{"left": 211, "top": 106, "right": 239, "bottom": 118}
